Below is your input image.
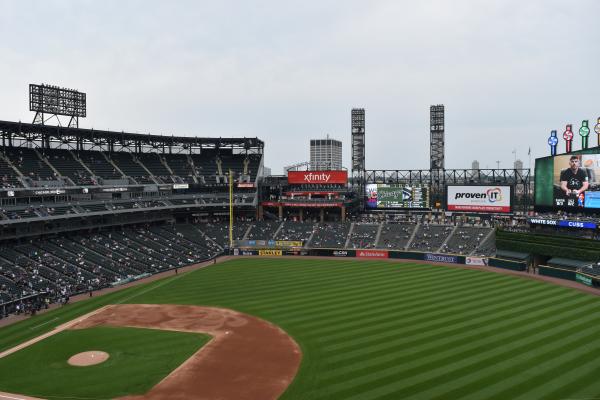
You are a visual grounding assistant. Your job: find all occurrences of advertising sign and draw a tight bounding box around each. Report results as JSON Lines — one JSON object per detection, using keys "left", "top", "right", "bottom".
{"left": 447, "top": 186, "right": 512, "bottom": 213}
{"left": 366, "top": 184, "right": 430, "bottom": 209}
{"left": 287, "top": 170, "right": 348, "bottom": 185}
{"left": 275, "top": 240, "right": 303, "bottom": 247}
{"left": 333, "top": 250, "right": 350, "bottom": 257}
{"left": 424, "top": 253, "right": 459, "bottom": 264}
{"left": 576, "top": 273, "right": 593, "bottom": 286}
{"left": 356, "top": 250, "right": 389, "bottom": 259}
{"left": 258, "top": 249, "right": 282, "bottom": 256}
{"left": 466, "top": 257, "right": 488, "bottom": 266}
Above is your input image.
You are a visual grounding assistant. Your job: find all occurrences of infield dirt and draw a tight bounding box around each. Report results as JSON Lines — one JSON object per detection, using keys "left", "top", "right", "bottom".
{"left": 71, "top": 304, "right": 301, "bottom": 400}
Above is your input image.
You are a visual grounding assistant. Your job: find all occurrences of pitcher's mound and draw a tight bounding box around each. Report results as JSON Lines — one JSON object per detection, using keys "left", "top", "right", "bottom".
{"left": 68, "top": 351, "right": 109, "bottom": 366}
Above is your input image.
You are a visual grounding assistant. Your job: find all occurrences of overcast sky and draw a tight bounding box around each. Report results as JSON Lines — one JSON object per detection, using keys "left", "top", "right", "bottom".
{"left": 1, "top": 0, "right": 599, "bottom": 173}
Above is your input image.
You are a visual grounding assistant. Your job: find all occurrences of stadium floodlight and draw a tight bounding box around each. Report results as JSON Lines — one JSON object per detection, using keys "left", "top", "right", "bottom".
{"left": 29, "top": 83, "right": 86, "bottom": 128}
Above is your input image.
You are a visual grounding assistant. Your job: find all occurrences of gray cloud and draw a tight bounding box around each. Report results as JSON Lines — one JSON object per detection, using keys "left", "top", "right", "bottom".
{"left": 1, "top": 0, "right": 599, "bottom": 173}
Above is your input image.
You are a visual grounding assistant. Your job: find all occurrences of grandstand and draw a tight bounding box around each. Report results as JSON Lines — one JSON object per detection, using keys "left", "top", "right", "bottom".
{"left": 4, "top": 108, "right": 594, "bottom": 322}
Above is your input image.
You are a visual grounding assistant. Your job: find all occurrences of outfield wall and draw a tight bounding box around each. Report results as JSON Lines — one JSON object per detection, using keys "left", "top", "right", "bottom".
{"left": 539, "top": 265, "right": 600, "bottom": 288}
{"left": 231, "top": 247, "right": 528, "bottom": 271}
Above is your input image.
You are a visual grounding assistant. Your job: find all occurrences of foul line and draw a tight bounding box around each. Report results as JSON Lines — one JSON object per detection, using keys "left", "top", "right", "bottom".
{"left": 28, "top": 317, "right": 58, "bottom": 331}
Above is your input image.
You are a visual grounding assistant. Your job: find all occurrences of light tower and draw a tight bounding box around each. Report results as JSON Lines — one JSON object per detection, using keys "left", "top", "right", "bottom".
{"left": 430, "top": 105, "right": 445, "bottom": 170}
{"left": 351, "top": 108, "right": 365, "bottom": 208}
{"left": 430, "top": 105, "right": 445, "bottom": 203}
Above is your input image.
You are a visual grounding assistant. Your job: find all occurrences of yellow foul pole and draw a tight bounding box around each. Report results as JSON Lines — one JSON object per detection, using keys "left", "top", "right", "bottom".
{"left": 229, "top": 169, "right": 233, "bottom": 249}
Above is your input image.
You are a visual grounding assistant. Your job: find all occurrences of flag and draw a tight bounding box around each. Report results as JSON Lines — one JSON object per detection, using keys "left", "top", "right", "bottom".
{"left": 528, "top": 147, "right": 531, "bottom": 155}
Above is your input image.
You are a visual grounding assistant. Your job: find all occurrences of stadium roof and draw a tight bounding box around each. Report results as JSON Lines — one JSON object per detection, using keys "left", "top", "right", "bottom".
{"left": 0, "top": 120, "right": 263, "bottom": 151}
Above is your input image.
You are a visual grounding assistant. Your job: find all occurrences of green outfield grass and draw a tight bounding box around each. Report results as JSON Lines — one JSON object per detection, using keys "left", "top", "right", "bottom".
{"left": 0, "top": 326, "right": 210, "bottom": 399}
{"left": 2, "top": 258, "right": 600, "bottom": 399}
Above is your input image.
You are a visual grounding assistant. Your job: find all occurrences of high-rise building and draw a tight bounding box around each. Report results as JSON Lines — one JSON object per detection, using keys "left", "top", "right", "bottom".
{"left": 310, "top": 136, "right": 342, "bottom": 170}
{"left": 514, "top": 159, "right": 523, "bottom": 170}
{"left": 472, "top": 160, "right": 480, "bottom": 170}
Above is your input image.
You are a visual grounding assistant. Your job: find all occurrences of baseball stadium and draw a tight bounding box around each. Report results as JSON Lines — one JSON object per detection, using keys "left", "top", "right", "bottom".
{"left": 0, "top": 90, "right": 600, "bottom": 400}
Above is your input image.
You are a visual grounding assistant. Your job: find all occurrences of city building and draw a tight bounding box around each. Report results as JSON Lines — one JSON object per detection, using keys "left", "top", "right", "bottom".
{"left": 310, "top": 136, "right": 342, "bottom": 170}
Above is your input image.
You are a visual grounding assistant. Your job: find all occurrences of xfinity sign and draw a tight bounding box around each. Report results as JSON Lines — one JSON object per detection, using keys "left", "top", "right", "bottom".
{"left": 287, "top": 170, "right": 348, "bottom": 185}
{"left": 447, "top": 186, "right": 512, "bottom": 213}
{"left": 303, "top": 172, "right": 331, "bottom": 183}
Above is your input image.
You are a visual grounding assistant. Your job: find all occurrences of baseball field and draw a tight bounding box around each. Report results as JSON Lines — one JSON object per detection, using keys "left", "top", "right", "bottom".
{"left": 2, "top": 257, "right": 600, "bottom": 399}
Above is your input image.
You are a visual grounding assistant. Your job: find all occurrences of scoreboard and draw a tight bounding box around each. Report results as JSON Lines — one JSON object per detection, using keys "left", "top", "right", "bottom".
{"left": 366, "top": 184, "right": 430, "bottom": 209}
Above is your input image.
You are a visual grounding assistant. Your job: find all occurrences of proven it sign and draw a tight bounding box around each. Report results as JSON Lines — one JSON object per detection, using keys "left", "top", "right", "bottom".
{"left": 447, "top": 186, "right": 512, "bottom": 213}
{"left": 287, "top": 170, "right": 348, "bottom": 185}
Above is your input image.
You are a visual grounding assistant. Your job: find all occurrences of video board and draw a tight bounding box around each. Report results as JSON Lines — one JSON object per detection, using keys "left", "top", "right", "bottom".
{"left": 535, "top": 151, "right": 600, "bottom": 210}
{"left": 366, "top": 184, "right": 430, "bottom": 209}
{"left": 446, "top": 185, "right": 512, "bottom": 213}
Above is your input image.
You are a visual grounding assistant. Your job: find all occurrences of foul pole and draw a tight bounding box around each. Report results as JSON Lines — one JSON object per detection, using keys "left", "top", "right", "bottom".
{"left": 229, "top": 169, "right": 234, "bottom": 249}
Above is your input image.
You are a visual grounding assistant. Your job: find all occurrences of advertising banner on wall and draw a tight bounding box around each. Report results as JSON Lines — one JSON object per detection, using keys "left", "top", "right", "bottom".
{"left": 258, "top": 249, "right": 283, "bottom": 256}
{"left": 424, "top": 253, "right": 459, "bottom": 264}
{"left": 356, "top": 250, "right": 389, "bottom": 259}
{"left": 466, "top": 257, "right": 488, "bottom": 266}
{"left": 287, "top": 170, "right": 348, "bottom": 185}
{"left": 446, "top": 186, "right": 512, "bottom": 213}
{"left": 576, "top": 273, "right": 593, "bottom": 286}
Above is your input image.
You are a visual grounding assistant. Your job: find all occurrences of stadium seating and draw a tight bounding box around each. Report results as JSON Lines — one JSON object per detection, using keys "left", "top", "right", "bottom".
{"left": 4, "top": 147, "right": 55, "bottom": 182}
{"left": 136, "top": 153, "right": 172, "bottom": 182}
{"left": 275, "top": 221, "right": 315, "bottom": 241}
{"left": 409, "top": 224, "right": 455, "bottom": 252}
{"left": 108, "top": 152, "right": 154, "bottom": 184}
{"left": 164, "top": 154, "right": 196, "bottom": 183}
{"left": 310, "top": 222, "right": 351, "bottom": 248}
{"left": 199, "top": 221, "right": 252, "bottom": 245}
{"left": 44, "top": 149, "right": 94, "bottom": 186}
{"left": 246, "top": 221, "right": 282, "bottom": 240}
{"left": 376, "top": 222, "right": 417, "bottom": 250}
{"left": 0, "top": 156, "right": 22, "bottom": 188}
{"left": 347, "top": 223, "right": 379, "bottom": 249}
{"left": 441, "top": 226, "right": 494, "bottom": 255}
{"left": 77, "top": 150, "right": 122, "bottom": 180}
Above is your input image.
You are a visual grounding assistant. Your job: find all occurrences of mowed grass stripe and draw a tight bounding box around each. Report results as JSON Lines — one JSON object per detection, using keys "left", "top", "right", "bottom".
{"left": 422, "top": 325, "right": 600, "bottom": 400}
{"left": 321, "top": 288, "right": 592, "bottom": 371}
{"left": 268, "top": 269, "right": 513, "bottom": 331}
{"left": 319, "top": 295, "right": 599, "bottom": 387}
{"left": 438, "top": 329, "right": 600, "bottom": 400}
{"left": 148, "top": 261, "right": 460, "bottom": 310}
{"left": 304, "top": 275, "right": 562, "bottom": 341}
{"left": 137, "top": 260, "right": 428, "bottom": 306}
{"left": 246, "top": 266, "right": 521, "bottom": 329}
{"left": 281, "top": 268, "right": 517, "bottom": 327}
{"left": 327, "top": 307, "right": 600, "bottom": 400}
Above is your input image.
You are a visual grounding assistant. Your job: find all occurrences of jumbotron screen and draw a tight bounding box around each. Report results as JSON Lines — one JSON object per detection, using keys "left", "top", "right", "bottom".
{"left": 535, "top": 151, "right": 600, "bottom": 210}
{"left": 366, "top": 184, "right": 430, "bottom": 209}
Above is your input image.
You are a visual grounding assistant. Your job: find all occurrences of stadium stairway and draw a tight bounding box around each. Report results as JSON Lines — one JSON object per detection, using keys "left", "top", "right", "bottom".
{"left": 437, "top": 225, "right": 458, "bottom": 253}
{"left": 374, "top": 222, "right": 384, "bottom": 246}
{"left": 272, "top": 221, "right": 284, "bottom": 239}
{"left": 344, "top": 223, "right": 355, "bottom": 249}
{"left": 405, "top": 222, "right": 420, "bottom": 250}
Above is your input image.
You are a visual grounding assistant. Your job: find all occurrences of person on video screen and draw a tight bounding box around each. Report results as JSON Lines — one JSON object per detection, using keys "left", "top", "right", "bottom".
{"left": 560, "top": 156, "right": 589, "bottom": 201}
